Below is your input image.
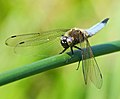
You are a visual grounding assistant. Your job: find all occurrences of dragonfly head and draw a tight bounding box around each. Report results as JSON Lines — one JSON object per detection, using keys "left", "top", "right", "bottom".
{"left": 60, "top": 35, "right": 73, "bottom": 48}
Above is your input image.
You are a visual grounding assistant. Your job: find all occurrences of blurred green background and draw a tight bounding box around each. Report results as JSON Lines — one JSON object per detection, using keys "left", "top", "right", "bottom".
{"left": 0, "top": 0, "right": 120, "bottom": 99}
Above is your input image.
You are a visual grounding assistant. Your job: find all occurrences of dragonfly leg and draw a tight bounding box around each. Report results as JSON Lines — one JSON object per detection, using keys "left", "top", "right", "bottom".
{"left": 76, "top": 51, "right": 84, "bottom": 70}
{"left": 74, "top": 46, "right": 84, "bottom": 70}
{"left": 76, "top": 60, "right": 80, "bottom": 70}
{"left": 73, "top": 45, "right": 82, "bottom": 50}
{"left": 59, "top": 48, "right": 68, "bottom": 54}
{"left": 70, "top": 47, "right": 74, "bottom": 55}
{"left": 64, "top": 47, "right": 75, "bottom": 63}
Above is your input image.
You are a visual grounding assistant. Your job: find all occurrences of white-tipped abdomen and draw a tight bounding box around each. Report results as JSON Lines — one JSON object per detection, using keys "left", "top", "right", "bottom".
{"left": 86, "top": 18, "right": 109, "bottom": 37}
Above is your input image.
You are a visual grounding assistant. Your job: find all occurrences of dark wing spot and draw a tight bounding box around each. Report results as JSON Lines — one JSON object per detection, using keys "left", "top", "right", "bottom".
{"left": 5, "top": 42, "right": 8, "bottom": 45}
{"left": 100, "top": 73, "right": 102, "bottom": 79}
{"left": 11, "top": 35, "right": 17, "bottom": 38}
{"left": 19, "top": 41, "right": 25, "bottom": 44}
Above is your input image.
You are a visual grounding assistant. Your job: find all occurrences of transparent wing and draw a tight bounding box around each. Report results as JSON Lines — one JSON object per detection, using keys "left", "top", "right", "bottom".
{"left": 5, "top": 29, "right": 70, "bottom": 47}
{"left": 79, "top": 40, "right": 89, "bottom": 85}
{"left": 81, "top": 38, "right": 103, "bottom": 89}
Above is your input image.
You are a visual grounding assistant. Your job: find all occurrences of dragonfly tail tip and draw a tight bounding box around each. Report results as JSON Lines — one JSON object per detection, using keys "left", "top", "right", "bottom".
{"left": 101, "top": 18, "right": 109, "bottom": 24}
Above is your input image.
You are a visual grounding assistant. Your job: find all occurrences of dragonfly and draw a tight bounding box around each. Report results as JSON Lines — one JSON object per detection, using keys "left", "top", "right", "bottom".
{"left": 5, "top": 18, "right": 109, "bottom": 89}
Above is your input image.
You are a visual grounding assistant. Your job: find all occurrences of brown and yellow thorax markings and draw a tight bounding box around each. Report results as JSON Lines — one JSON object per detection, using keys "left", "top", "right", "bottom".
{"left": 65, "top": 28, "right": 88, "bottom": 44}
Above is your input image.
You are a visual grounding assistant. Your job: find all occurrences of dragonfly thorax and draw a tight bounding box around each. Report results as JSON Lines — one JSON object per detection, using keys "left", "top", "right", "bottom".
{"left": 60, "top": 28, "right": 87, "bottom": 49}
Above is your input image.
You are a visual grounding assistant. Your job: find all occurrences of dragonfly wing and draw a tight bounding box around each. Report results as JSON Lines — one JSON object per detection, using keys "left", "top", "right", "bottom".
{"left": 80, "top": 40, "right": 90, "bottom": 85}
{"left": 84, "top": 39, "right": 103, "bottom": 89}
{"left": 5, "top": 29, "right": 70, "bottom": 47}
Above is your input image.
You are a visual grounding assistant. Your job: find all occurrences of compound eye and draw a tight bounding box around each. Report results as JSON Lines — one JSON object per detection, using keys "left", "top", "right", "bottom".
{"left": 67, "top": 37, "right": 72, "bottom": 44}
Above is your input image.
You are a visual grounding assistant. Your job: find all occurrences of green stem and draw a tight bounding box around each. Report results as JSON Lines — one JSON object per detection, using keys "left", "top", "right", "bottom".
{"left": 0, "top": 40, "right": 120, "bottom": 86}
